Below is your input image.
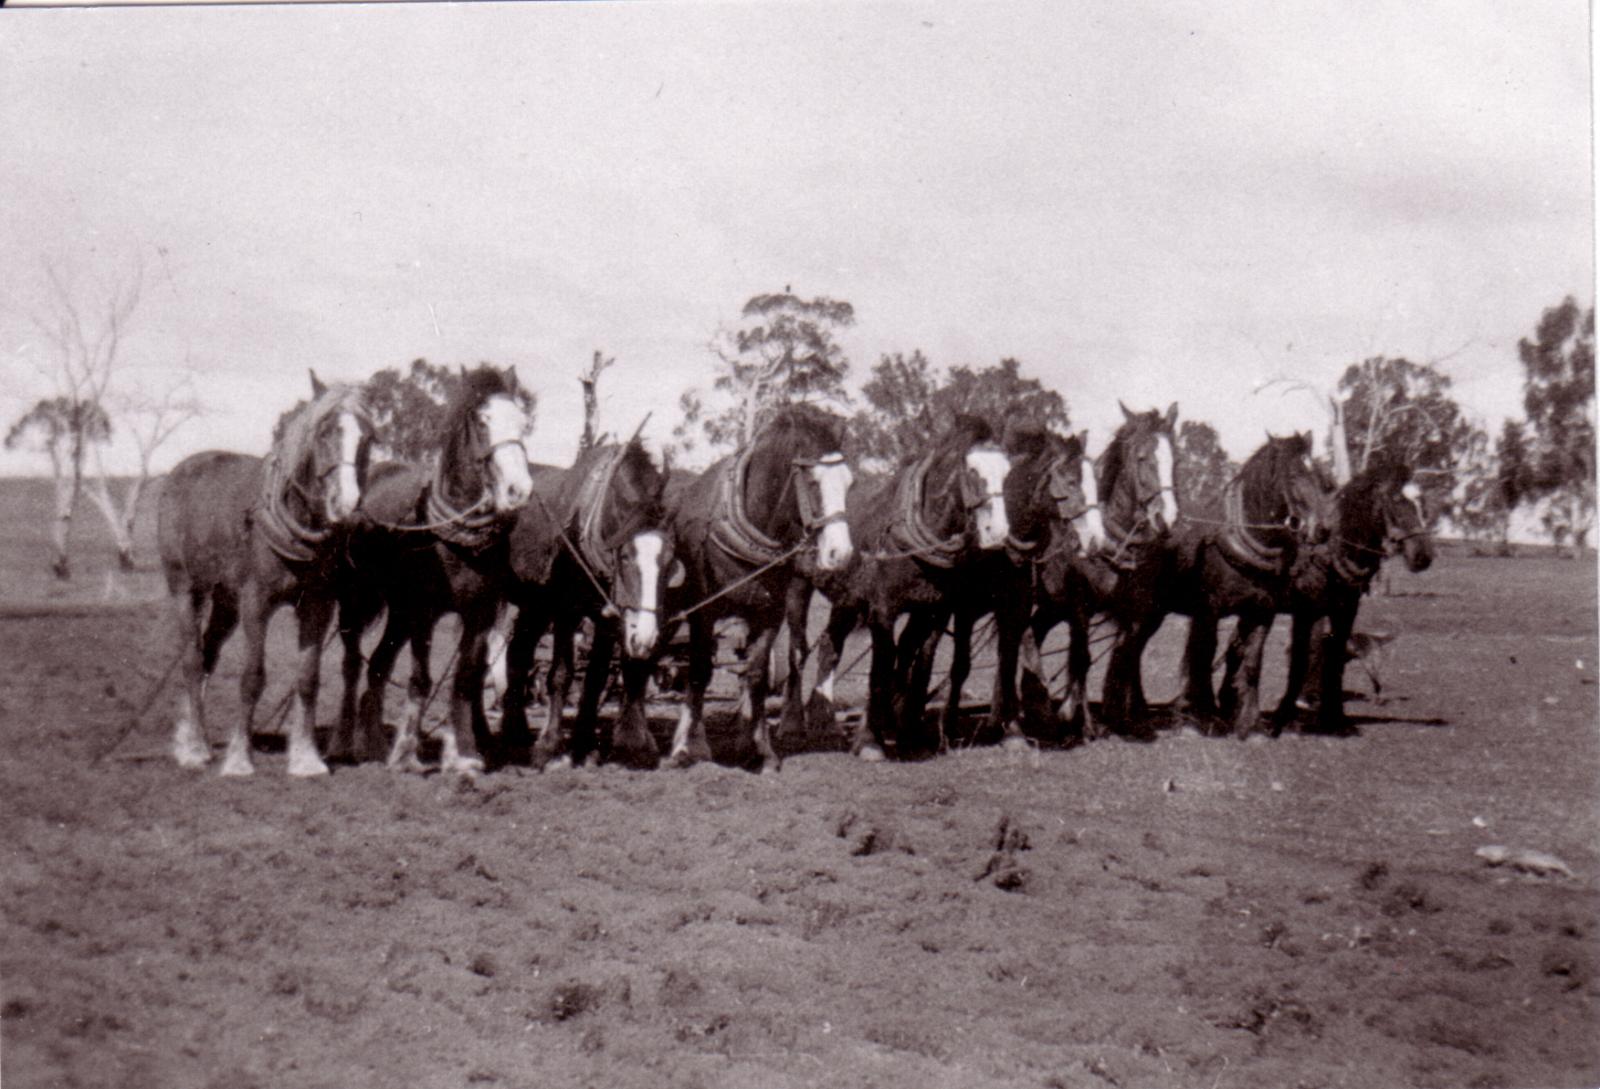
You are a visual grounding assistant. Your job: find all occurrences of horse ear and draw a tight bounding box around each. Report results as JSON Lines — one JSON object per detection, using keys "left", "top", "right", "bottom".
{"left": 309, "top": 369, "right": 327, "bottom": 398}
{"left": 1302, "top": 430, "right": 1313, "bottom": 451}
{"left": 1119, "top": 400, "right": 1134, "bottom": 421}
{"left": 1164, "top": 402, "right": 1179, "bottom": 429}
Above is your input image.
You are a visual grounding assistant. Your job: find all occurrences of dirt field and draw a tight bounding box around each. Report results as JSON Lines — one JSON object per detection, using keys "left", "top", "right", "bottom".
{"left": 2, "top": 480, "right": 1598, "bottom": 1089}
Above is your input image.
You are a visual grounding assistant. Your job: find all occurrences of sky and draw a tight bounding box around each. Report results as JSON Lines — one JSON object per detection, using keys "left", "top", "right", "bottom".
{"left": 0, "top": 0, "right": 1592, "bottom": 476}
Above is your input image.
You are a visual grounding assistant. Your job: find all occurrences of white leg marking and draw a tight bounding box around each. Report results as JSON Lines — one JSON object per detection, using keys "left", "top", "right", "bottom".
{"left": 172, "top": 691, "right": 210, "bottom": 769}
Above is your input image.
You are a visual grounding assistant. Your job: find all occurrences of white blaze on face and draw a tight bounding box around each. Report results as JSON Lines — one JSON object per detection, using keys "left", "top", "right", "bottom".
{"left": 623, "top": 531, "right": 664, "bottom": 659}
{"left": 479, "top": 394, "right": 533, "bottom": 512}
{"left": 327, "top": 408, "right": 364, "bottom": 522}
{"left": 1075, "top": 455, "right": 1106, "bottom": 554}
{"left": 810, "top": 455, "right": 854, "bottom": 571}
{"left": 968, "top": 448, "right": 1011, "bottom": 550}
{"left": 1400, "top": 481, "right": 1425, "bottom": 525}
{"left": 1154, "top": 432, "right": 1178, "bottom": 529}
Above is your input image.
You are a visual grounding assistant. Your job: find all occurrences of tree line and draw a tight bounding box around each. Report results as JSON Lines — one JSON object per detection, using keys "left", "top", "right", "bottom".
{"left": 7, "top": 272, "right": 1594, "bottom": 581}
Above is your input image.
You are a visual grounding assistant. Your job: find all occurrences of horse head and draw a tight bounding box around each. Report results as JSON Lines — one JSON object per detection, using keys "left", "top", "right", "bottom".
{"left": 439, "top": 365, "right": 534, "bottom": 515}
{"left": 293, "top": 370, "right": 376, "bottom": 525}
{"left": 927, "top": 414, "right": 1009, "bottom": 551}
{"left": 593, "top": 440, "right": 681, "bottom": 659}
{"left": 1240, "top": 430, "right": 1322, "bottom": 546}
{"left": 747, "top": 404, "right": 855, "bottom": 571}
{"left": 1335, "top": 455, "right": 1434, "bottom": 576}
{"left": 1002, "top": 424, "right": 1104, "bottom": 558}
{"left": 1385, "top": 470, "right": 1435, "bottom": 573}
{"left": 1101, "top": 402, "right": 1178, "bottom": 539}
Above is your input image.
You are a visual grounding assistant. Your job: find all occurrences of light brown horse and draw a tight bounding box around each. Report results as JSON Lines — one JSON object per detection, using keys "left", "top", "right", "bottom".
{"left": 157, "top": 372, "right": 376, "bottom": 777}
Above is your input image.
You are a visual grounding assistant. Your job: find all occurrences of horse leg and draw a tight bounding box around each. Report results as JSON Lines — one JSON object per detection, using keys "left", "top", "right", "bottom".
{"left": 387, "top": 615, "right": 435, "bottom": 772}
{"left": 612, "top": 653, "right": 660, "bottom": 770}
{"left": 573, "top": 620, "right": 617, "bottom": 767}
{"left": 1103, "top": 609, "right": 1162, "bottom": 738}
{"left": 440, "top": 605, "right": 494, "bottom": 776}
{"left": 532, "top": 612, "right": 575, "bottom": 770}
{"left": 328, "top": 594, "right": 369, "bottom": 765}
{"left": 1271, "top": 611, "right": 1316, "bottom": 734}
{"left": 666, "top": 616, "right": 716, "bottom": 768}
{"left": 1063, "top": 607, "right": 1097, "bottom": 740}
{"left": 939, "top": 608, "right": 975, "bottom": 750}
{"left": 499, "top": 601, "right": 544, "bottom": 761}
{"left": 989, "top": 592, "right": 1031, "bottom": 751}
{"left": 1314, "top": 604, "right": 1358, "bottom": 736}
{"left": 284, "top": 597, "right": 333, "bottom": 777}
{"left": 1175, "top": 609, "right": 1220, "bottom": 721}
{"left": 357, "top": 608, "right": 407, "bottom": 770}
{"left": 808, "top": 602, "right": 858, "bottom": 742}
{"left": 1221, "top": 613, "right": 1270, "bottom": 737}
{"left": 776, "top": 577, "right": 812, "bottom": 747}
{"left": 743, "top": 619, "right": 782, "bottom": 774}
{"left": 222, "top": 583, "right": 273, "bottom": 777}
{"left": 895, "top": 609, "right": 943, "bottom": 757}
{"left": 857, "top": 620, "right": 898, "bottom": 761}
{"left": 172, "top": 585, "right": 226, "bottom": 768}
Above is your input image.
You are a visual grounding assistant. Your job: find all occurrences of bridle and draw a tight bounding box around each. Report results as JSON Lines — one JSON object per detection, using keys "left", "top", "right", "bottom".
{"left": 257, "top": 394, "right": 374, "bottom": 565}
{"left": 424, "top": 398, "right": 527, "bottom": 551}
{"left": 791, "top": 451, "right": 851, "bottom": 536}
{"left": 1007, "top": 450, "right": 1094, "bottom": 562}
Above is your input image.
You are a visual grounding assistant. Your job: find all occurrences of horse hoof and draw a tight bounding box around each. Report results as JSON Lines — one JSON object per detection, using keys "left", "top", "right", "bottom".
{"left": 665, "top": 748, "right": 697, "bottom": 770}
{"left": 288, "top": 754, "right": 331, "bottom": 778}
{"left": 1001, "top": 733, "right": 1033, "bottom": 754}
{"left": 173, "top": 744, "right": 210, "bottom": 770}
{"left": 856, "top": 744, "right": 886, "bottom": 763}
{"left": 219, "top": 754, "right": 254, "bottom": 778}
{"left": 542, "top": 754, "right": 573, "bottom": 772}
{"left": 388, "top": 755, "right": 429, "bottom": 775}
{"left": 444, "top": 756, "right": 485, "bottom": 779}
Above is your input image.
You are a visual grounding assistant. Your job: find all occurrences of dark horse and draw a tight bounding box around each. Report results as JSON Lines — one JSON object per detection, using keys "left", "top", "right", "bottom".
{"left": 806, "top": 415, "right": 1012, "bottom": 761}
{"left": 1260, "top": 455, "right": 1433, "bottom": 735}
{"left": 661, "top": 404, "right": 854, "bottom": 773}
{"left": 897, "top": 423, "right": 1104, "bottom": 750}
{"left": 158, "top": 371, "right": 376, "bottom": 777}
{"left": 1013, "top": 403, "right": 1180, "bottom": 738}
{"left": 1166, "top": 431, "right": 1325, "bottom": 735}
{"left": 329, "top": 366, "right": 534, "bottom": 776}
{"left": 494, "top": 438, "right": 679, "bottom": 770}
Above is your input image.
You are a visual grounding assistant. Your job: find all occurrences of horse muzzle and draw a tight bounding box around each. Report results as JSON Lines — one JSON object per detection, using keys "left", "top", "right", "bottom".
{"left": 974, "top": 500, "right": 1010, "bottom": 550}
{"left": 814, "top": 519, "right": 854, "bottom": 572}
{"left": 622, "top": 608, "right": 660, "bottom": 659}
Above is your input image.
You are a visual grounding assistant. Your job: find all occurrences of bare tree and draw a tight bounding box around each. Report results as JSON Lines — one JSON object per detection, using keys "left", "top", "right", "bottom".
{"left": 6, "top": 256, "right": 144, "bottom": 579}
{"left": 84, "top": 369, "right": 204, "bottom": 569}
{"left": 578, "top": 349, "right": 615, "bottom": 454}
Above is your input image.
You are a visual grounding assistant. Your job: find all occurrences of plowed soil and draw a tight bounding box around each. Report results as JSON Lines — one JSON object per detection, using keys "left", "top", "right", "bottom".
{"left": 3, "top": 535, "right": 1597, "bottom": 1089}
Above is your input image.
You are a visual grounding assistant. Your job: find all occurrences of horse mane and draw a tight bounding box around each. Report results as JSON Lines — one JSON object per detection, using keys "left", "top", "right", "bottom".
{"left": 613, "top": 436, "right": 667, "bottom": 526}
{"left": 940, "top": 413, "right": 996, "bottom": 454}
{"left": 273, "top": 382, "right": 366, "bottom": 473}
{"left": 436, "top": 365, "right": 519, "bottom": 449}
{"left": 755, "top": 401, "right": 846, "bottom": 453}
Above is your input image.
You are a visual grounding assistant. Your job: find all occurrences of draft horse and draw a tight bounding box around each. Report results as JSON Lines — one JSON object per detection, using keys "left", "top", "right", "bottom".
{"left": 900, "top": 423, "right": 1105, "bottom": 750}
{"left": 497, "top": 438, "right": 680, "bottom": 769}
{"left": 806, "top": 414, "right": 1012, "bottom": 761}
{"left": 1167, "top": 431, "right": 1325, "bottom": 735}
{"left": 1264, "top": 455, "right": 1433, "bottom": 735}
{"left": 662, "top": 404, "right": 854, "bottom": 773}
{"left": 330, "top": 365, "right": 534, "bottom": 776}
{"left": 1014, "top": 403, "right": 1179, "bottom": 738}
{"left": 157, "top": 371, "right": 376, "bottom": 777}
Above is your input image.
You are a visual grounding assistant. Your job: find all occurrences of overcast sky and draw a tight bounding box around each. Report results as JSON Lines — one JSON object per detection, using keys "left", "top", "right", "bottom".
{"left": 1, "top": 1, "right": 1592, "bottom": 474}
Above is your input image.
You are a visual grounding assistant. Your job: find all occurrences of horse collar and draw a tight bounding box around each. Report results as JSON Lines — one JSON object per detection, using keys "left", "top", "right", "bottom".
{"left": 708, "top": 445, "right": 791, "bottom": 567}
{"left": 886, "top": 453, "right": 965, "bottom": 568}
{"left": 574, "top": 446, "right": 629, "bottom": 578}
{"left": 1215, "top": 477, "right": 1290, "bottom": 576}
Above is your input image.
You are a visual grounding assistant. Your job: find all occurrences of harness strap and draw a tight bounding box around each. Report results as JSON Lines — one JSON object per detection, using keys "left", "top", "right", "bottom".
{"left": 254, "top": 448, "right": 331, "bottom": 565}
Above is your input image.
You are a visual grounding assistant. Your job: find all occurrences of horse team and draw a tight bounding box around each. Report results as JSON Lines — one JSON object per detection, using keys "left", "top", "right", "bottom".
{"left": 157, "top": 364, "right": 1434, "bottom": 779}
